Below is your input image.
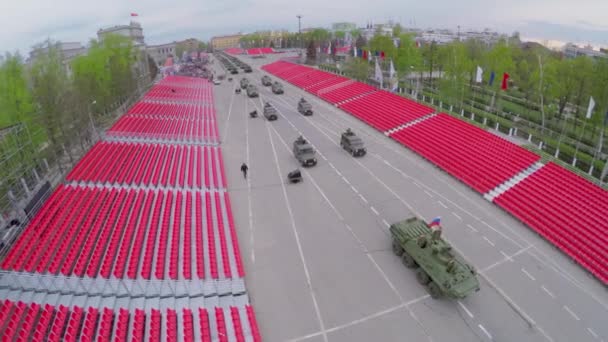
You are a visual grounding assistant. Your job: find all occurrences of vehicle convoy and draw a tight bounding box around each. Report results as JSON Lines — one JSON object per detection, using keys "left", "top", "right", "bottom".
{"left": 340, "top": 129, "right": 366, "bottom": 156}
{"left": 263, "top": 102, "right": 278, "bottom": 121}
{"left": 246, "top": 85, "right": 259, "bottom": 98}
{"left": 297, "top": 98, "right": 313, "bottom": 116}
{"left": 262, "top": 75, "right": 272, "bottom": 86}
{"left": 240, "top": 78, "right": 249, "bottom": 89}
{"left": 243, "top": 65, "right": 253, "bottom": 73}
{"left": 293, "top": 136, "right": 317, "bottom": 167}
{"left": 390, "top": 217, "right": 480, "bottom": 299}
{"left": 271, "top": 81, "right": 284, "bottom": 94}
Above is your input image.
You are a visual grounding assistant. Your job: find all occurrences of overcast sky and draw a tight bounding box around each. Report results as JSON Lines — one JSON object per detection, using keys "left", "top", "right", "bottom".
{"left": 1, "top": 0, "right": 607, "bottom": 55}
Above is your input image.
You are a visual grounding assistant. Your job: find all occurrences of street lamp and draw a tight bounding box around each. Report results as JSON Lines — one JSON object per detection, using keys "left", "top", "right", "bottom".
{"left": 88, "top": 100, "right": 99, "bottom": 143}
{"left": 297, "top": 15, "right": 302, "bottom": 49}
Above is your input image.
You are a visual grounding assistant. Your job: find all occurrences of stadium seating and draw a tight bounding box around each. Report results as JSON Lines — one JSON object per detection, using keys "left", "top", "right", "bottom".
{"left": 494, "top": 163, "right": 608, "bottom": 283}
{"left": 246, "top": 47, "right": 274, "bottom": 55}
{"left": 0, "top": 300, "right": 261, "bottom": 342}
{"left": 319, "top": 82, "right": 377, "bottom": 104}
{"left": 224, "top": 48, "right": 244, "bottom": 55}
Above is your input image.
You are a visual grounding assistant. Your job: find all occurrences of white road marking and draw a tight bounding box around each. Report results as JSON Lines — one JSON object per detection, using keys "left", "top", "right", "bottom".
{"left": 458, "top": 301, "right": 474, "bottom": 318}
{"left": 478, "top": 324, "right": 492, "bottom": 340}
{"left": 499, "top": 250, "right": 513, "bottom": 262}
{"left": 335, "top": 170, "right": 343, "bottom": 177}
{"left": 483, "top": 236, "right": 495, "bottom": 247}
{"left": 467, "top": 224, "right": 479, "bottom": 232}
{"left": 265, "top": 112, "right": 328, "bottom": 342}
{"left": 480, "top": 245, "right": 533, "bottom": 273}
{"left": 424, "top": 190, "right": 434, "bottom": 198}
{"left": 563, "top": 305, "right": 580, "bottom": 321}
{"left": 329, "top": 162, "right": 336, "bottom": 170}
{"left": 541, "top": 285, "right": 555, "bottom": 299}
{"left": 245, "top": 100, "right": 254, "bottom": 263}
{"left": 437, "top": 201, "right": 448, "bottom": 208}
{"left": 359, "top": 194, "right": 368, "bottom": 203}
{"left": 351, "top": 186, "right": 359, "bottom": 194}
{"left": 452, "top": 212, "right": 462, "bottom": 221}
{"left": 587, "top": 327, "right": 599, "bottom": 339}
{"left": 342, "top": 177, "right": 350, "bottom": 185}
{"left": 414, "top": 182, "right": 422, "bottom": 188}
{"left": 370, "top": 206, "right": 379, "bottom": 216}
{"left": 221, "top": 82, "right": 237, "bottom": 140}
{"left": 521, "top": 268, "right": 536, "bottom": 281}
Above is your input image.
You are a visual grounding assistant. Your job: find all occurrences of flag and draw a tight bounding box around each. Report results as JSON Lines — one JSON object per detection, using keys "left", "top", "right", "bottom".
{"left": 389, "top": 59, "right": 396, "bottom": 79}
{"left": 475, "top": 66, "right": 483, "bottom": 83}
{"left": 488, "top": 71, "right": 496, "bottom": 86}
{"left": 130, "top": 13, "right": 138, "bottom": 17}
{"left": 380, "top": 51, "right": 385, "bottom": 60}
{"left": 327, "top": 41, "right": 331, "bottom": 54}
{"left": 374, "top": 57, "right": 383, "bottom": 88}
{"left": 353, "top": 46, "right": 357, "bottom": 57}
{"left": 389, "top": 60, "right": 398, "bottom": 92}
{"left": 586, "top": 96, "right": 596, "bottom": 119}
{"left": 428, "top": 217, "right": 441, "bottom": 227}
{"left": 415, "top": 41, "right": 421, "bottom": 48}
{"left": 362, "top": 50, "right": 367, "bottom": 60}
{"left": 501, "top": 72, "right": 510, "bottom": 90}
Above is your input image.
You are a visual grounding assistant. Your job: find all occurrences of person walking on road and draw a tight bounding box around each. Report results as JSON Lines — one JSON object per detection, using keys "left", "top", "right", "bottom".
{"left": 241, "top": 163, "right": 249, "bottom": 179}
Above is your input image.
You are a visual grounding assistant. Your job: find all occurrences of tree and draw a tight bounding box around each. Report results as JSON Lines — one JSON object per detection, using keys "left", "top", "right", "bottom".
{"left": 344, "top": 58, "right": 369, "bottom": 81}
{"left": 306, "top": 40, "right": 317, "bottom": 63}
{"left": 394, "top": 34, "right": 422, "bottom": 74}
{"left": 421, "top": 41, "right": 439, "bottom": 86}
{"left": 392, "top": 24, "right": 403, "bottom": 37}
{"left": 439, "top": 42, "right": 473, "bottom": 107}
{"left": 334, "top": 30, "right": 346, "bottom": 43}
{"left": 547, "top": 58, "right": 578, "bottom": 116}
{"left": 571, "top": 56, "right": 594, "bottom": 120}
{"left": 0, "top": 53, "right": 34, "bottom": 125}
{"left": 355, "top": 35, "right": 367, "bottom": 49}
{"left": 368, "top": 34, "right": 396, "bottom": 60}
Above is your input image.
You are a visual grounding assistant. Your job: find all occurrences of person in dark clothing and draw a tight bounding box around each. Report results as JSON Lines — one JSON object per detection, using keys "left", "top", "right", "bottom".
{"left": 240, "top": 163, "right": 249, "bottom": 179}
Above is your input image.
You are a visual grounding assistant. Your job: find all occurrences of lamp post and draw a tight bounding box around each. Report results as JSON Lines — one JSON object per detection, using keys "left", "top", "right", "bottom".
{"left": 297, "top": 15, "right": 302, "bottom": 49}
{"left": 88, "top": 100, "right": 98, "bottom": 143}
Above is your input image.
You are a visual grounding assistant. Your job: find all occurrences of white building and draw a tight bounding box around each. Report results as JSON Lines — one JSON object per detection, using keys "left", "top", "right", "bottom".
{"left": 28, "top": 42, "right": 87, "bottom": 76}
{"left": 97, "top": 21, "right": 145, "bottom": 46}
{"left": 563, "top": 43, "right": 607, "bottom": 59}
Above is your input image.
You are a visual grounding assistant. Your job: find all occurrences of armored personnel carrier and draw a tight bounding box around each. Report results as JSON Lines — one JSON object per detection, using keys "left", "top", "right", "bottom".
{"left": 271, "top": 81, "right": 284, "bottom": 94}
{"left": 262, "top": 75, "right": 272, "bottom": 86}
{"left": 390, "top": 217, "right": 480, "bottom": 299}
{"left": 263, "top": 102, "right": 278, "bottom": 121}
{"left": 243, "top": 65, "right": 253, "bottom": 73}
{"left": 340, "top": 129, "right": 366, "bottom": 157}
{"left": 240, "top": 78, "right": 249, "bottom": 89}
{"left": 297, "top": 98, "right": 313, "bottom": 116}
{"left": 246, "top": 85, "right": 259, "bottom": 98}
{"left": 293, "top": 136, "right": 317, "bottom": 167}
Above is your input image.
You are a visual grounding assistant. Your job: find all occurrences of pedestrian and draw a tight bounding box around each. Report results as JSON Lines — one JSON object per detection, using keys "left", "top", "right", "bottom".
{"left": 240, "top": 163, "right": 249, "bottom": 179}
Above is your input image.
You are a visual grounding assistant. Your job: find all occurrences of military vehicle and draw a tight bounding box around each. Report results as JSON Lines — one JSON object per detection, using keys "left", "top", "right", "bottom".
{"left": 293, "top": 136, "right": 317, "bottom": 167}
{"left": 271, "top": 81, "right": 284, "bottom": 94}
{"left": 240, "top": 78, "right": 249, "bottom": 89}
{"left": 246, "top": 85, "right": 259, "bottom": 98}
{"left": 262, "top": 75, "right": 272, "bottom": 86}
{"left": 390, "top": 217, "right": 480, "bottom": 299}
{"left": 243, "top": 65, "right": 253, "bottom": 73}
{"left": 297, "top": 98, "right": 313, "bottom": 116}
{"left": 340, "top": 129, "right": 366, "bottom": 157}
{"left": 263, "top": 102, "right": 278, "bottom": 121}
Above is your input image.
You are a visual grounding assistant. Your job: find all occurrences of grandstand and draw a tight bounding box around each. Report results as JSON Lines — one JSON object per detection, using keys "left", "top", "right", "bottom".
{"left": 262, "top": 60, "right": 608, "bottom": 285}
{"left": 0, "top": 76, "right": 261, "bottom": 340}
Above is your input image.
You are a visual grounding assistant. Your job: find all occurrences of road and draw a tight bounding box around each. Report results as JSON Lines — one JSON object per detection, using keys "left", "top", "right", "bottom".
{"left": 210, "top": 53, "right": 608, "bottom": 342}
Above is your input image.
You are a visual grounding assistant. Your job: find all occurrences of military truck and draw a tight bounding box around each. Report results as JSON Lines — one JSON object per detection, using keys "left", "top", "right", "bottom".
{"left": 271, "top": 81, "right": 284, "bottom": 94}
{"left": 263, "top": 102, "right": 278, "bottom": 121}
{"left": 390, "top": 217, "right": 480, "bottom": 299}
{"left": 262, "top": 75, "right": 272, "bottom": 86}
{"left": 243, "top": 65, "right": 253, "bottom": 73}
{"left": 293, "top": 136, "right": 317, "bottom": 167}
{"left": 340, "top": 129, "right": 366, "bottom": 157}
{"left": 297, "top": 98, "right": 313, "bottom": 116}
{"left": 240, "top": 78, "right": 249, "bottom": 89}
{"left": 246, "top": 85, "right": 259, "bottom": 98}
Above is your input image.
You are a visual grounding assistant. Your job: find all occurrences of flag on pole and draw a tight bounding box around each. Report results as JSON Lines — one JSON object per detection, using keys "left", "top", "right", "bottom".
{"left": 374, "top": 57, "right": 383, "bottom": 88}
{"left": 327, "top": 41, "right": 331, "bottom": 54}
{"left": 586, "top": 96, "right": 596, "bottom": 119}
{"left": 428, "top": 217, "right": 441, "bottom": 227}
{"left": 475, "top": 66, "right": 483, "bottom": 83}
{"left": 389, "top": 59, "right": 396, "bottom": 79}
{"left": 130, "top": 13, "right": 139, "bottom": 17}
{"left": 362, "top": 50, "right": 367, "bottom": 60}
{"left": 501, "top": 73, "right": 510, "bottom": 90}
{"left": 488, "top": 71, "right": 496, "bottom": 86}
{"left": 353, "top": 46, "right": 357, "bottom": 57}
{"left": 380, "top": 51, "right": 385, "bottom": 60}
{"left": 389, "top": 59, "right": 398, "bottom": 92}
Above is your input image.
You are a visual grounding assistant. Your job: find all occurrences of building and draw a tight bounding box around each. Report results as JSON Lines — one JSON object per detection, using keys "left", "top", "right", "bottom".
{"left": 97, "top": 21, "right": 145, "bottom": 46}
{"left": 211, "top": 34, "right": 243, "bottom": 50}
{"left": 331, "top": 22, "right": 357, "bottom": 32}
{"left": 563, "top": 43, "right": 607, "bottom": 59}
{"left": 147, "top": 42, "right": 176, "bottom": 66}
{"left": 28, "top": 42, "right": 87, "bottom": 76}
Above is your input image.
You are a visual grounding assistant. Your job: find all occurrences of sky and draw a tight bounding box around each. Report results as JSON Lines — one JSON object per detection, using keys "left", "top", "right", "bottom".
{"left": 1, "top": 0, "right": 607, "bottom": 55}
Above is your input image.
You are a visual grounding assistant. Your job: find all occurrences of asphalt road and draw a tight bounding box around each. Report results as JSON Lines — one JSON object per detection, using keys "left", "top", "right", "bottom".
{"left": 209, "top": 54, "right": 608, "bottom": 342}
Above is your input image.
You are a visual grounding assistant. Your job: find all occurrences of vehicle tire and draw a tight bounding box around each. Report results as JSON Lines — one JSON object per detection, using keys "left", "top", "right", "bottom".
{"left": 428, "top": 281, "right": 441, "bottom": 299}
{"left": 416, "top": 268, "right": 431, "bottom": 285}
{"left": 402, "top": 253, "right": 417, "bottom": 268}
{"left": 392, "top": 240, "right": 403, "bottom": 256}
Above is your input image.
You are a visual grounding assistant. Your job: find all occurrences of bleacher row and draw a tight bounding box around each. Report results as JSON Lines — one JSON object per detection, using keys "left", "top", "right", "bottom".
{"left": 245, "top": 48, "right": 274, "bottom": 55}
{"left": 107, "top": 115, "right": 219, "bottom": 143}
{"left": 262, "top": 60, "right": 608, "bottom": 284}
{"left": 0, "top": 75, "right": 262, "bottom": 340}
{"left": 143, "top": 84, "right": 214, "bottom": 103}
{"left": 66, "top": 142, "right": 226, "bottom": 190}
{"left": 0, "top": 299, "right": 260, "bottom": 342}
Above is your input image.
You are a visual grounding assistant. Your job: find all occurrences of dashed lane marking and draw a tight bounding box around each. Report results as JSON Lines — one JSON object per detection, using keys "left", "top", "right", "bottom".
{"left": 521, "top": 268, "right": 536, "bottom": 281}
{"left": 370, "top": 206, "right": 379, "bottom": 216}
{"left": 342, "top": 177, "right": 350, "bottom": 185}
{"left": 483, "top": 236, "right": 495, "bottom": 247}
{"left": 467, "top": 224, "right": 479, "bottom": 233}
{"left": 359, "top": 194, "right": 368, "bottom": 203}
{"left": 424, "top": 190, "right": 434, "bottom": 198}
{"left": 499, "top": 250, "right": 513, "bottom": 262}
{"left": 563, "top": 305, "right": 580, "bottom": 321}
{"left": 382, "top": 219, "right": 390, "bottom": 228}
{"left": 437, "top": 201, "right": 448, "bottom": 208}
{"left": 351, "top": 186, "right": 359, "bottom": 194}
{"left": 478, "top": 324, "right": 492, "bottom": 340}
{"left": 587, "top": 327, "right": 599, "bottom": 339}
{"left": 458, "top": 301, "right": 474, "bottom": 318}
{"left": 452, "top": 212, "right": 463, "bottom": 221}
{"left": 541, "top": 285, "right": 555, "bottom": 299}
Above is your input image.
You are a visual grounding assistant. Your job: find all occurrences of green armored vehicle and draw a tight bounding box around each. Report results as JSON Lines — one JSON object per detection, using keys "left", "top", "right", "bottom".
{"left": 271, "top": 81, "right": 284, "bottom": 94}
{"left": 240, "top": 78, "right": 249, "bottom": 89}
{"left": 297, "top": 98, "right": 313, "bottom": 116}
{"left": 390, "top": 217, "right": 480, "bottom": 299}
{"left": 246, "top": 85, "right": 259, "bottom": 98}
{"left": 340, "top": 128, "right": 366, "bottom": 157}
{"left": 262, "top": 75, "right": 272, "bottom": 86}
{"left": 263, "top": 102, "right": 278, "bottom": 121}
{"left": 293, "top": 136, "right": 317, "bottom": 167}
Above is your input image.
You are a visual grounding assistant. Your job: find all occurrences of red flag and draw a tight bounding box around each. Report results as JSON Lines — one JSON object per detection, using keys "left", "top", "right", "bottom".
{"left": 362, "top": 50, "right": 368, "bottom": 60}
{"left": 380, "top": 51, "right": 385, "bottom": 60}
{"left": 501, "top": 73, "right": 510, "bottom": 90}
{"left": 130, "top": 13, "right": 139, "bottom": 17}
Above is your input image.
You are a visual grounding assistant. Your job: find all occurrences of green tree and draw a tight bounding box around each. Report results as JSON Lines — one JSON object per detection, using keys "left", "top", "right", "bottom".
{"left": 306, "top": 40, "right": 317, "bottom": 63}
{"left": 571, "top": 56, "right": 594, "bottom": 120}
{"left": 368, "top": 34, "right": 396, "bottom": 59}
{"left": 421, "top": 41, "right": 439, "bottom": 86}
{"left": 483, "top": 41, "right": 515, "bottom": 90}
{"left": 394, "top": 34, "right": 422, "bottom": 74}
{"left": 438, "top": 42, "right": 473, "bottom": 107}
{"left": 392, "top": 24, "right": 402, "bottom": 37}
{"left": 344, "top": 58, "right": 369, "bottom": 81}
{"left": 0, "top": 53, "right": 34, "bottom": 125}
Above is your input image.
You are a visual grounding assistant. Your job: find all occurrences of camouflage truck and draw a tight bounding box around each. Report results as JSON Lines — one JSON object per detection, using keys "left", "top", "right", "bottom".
{"left": 246, "top": 85, "right": 259, "bottom": 98}
{"left": 240, "top": 78, "right": 249, "bottom": 89}
{"left": 263, "top": 102, "right": 278, "bottom": 121}
{"left": 340, "top": 129, "right": 366, "bottom": 157}
{"left": 271, "top": 81, "right": 284, "bottom": 94}
{"left": 262, "top": 75, "right": 272, "bottom": 86}
{"left": 297, "top": 98, "right": 313, "bottom": 116}
{"left": 293, "top": 136, "right": 317, "bottom": 167}
{"left": 390, "top": 217, "right": 480, "bottom": 299}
